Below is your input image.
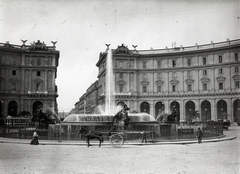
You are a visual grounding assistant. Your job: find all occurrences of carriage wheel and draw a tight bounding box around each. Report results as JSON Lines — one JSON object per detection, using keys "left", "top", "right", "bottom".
{"left": 110, "top": 134, "right": 124, "bottom": 147}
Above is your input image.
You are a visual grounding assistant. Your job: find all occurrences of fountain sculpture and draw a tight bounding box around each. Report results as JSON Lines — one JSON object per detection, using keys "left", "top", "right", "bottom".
{"left": 48, "top": 46, "right": 159, "bottom": 141}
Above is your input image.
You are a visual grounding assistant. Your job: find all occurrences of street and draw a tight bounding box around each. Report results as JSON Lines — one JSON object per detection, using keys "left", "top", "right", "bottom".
{"left": 0, "top": 126, "right": 239, "bottom": 174}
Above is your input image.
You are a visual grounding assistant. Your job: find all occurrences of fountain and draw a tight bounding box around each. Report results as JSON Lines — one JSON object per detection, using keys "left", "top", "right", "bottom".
{"left": 48, "top": 47, "right": 159, "bottom": 141}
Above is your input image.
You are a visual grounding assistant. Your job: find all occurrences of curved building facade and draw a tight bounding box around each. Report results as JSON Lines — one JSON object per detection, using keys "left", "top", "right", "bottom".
{"left": 0, "top": 40, "right": 59, "bottom": 121}
{"left": 96, "top": 39, "right": 240, "bottom": 122}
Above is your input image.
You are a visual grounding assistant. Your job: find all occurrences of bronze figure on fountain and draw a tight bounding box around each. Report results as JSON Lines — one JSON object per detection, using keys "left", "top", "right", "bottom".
{"left": 166, "top": 108, "right": 178, "bottom": 123}
{"left": 108, "top": 104, "right": 130, "bottom": 136}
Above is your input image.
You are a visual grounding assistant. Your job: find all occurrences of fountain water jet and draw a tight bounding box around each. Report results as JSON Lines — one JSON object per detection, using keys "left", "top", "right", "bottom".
{"left": 105, "top": 48, "right": 115, "bottom": 115}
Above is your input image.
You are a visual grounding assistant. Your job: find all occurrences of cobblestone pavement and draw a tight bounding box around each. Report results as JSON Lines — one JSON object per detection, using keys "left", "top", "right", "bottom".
{"left": 0, "top": 126, "right": 239, "bottom": 174}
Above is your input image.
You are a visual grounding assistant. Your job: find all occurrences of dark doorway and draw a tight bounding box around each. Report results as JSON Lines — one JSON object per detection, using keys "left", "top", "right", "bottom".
{"left": 170, "top": 101, "right": 180, "bottom": 122}
{"left": 201, "top": 100, "right": 211, "bottom": 121}
{"left": 185, "top": 101, "right": 195, "bottom": 123}
{"left": 7, "top": 101, "right": 18, "bottom": 117}
{"left": 233, "top": 99, "right": 240, "bottom": 122}
{"left": 217, "top": 100, "right": 227, "bottom": 119}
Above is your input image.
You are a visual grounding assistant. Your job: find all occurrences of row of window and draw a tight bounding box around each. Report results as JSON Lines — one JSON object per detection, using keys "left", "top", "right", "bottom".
{"left": 118, "top": 81, "right": 240, "bottom": 93}
{"left": 9, "top": 70, "right": 42, "bottom": 76}
{"left": 0, "top": 55, "right": 53, "bottom": 66}
{"left": 115, "top": 56, "right": 239, "bottom": 70}
{"left": 25, "top": 56, "right": 53, "bottom": 66}
{"left": 100, "top": 53, "right": 239, "bottom": 71}
{"left": 0, "top": 82, "right": 46, "bottom": 92}
{"left": 117, "top": 67, "right": 239, "bottom": 80}
{"left": 153, "top": 54, "right": 239, "bottom": 69}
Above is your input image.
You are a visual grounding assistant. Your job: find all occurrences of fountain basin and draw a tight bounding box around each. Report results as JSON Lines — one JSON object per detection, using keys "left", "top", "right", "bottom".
{"left": 63, "top": 113, "right": 157, "bottom": 122}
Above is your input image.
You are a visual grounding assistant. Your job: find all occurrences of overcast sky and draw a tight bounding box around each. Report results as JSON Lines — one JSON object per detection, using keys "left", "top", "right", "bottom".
{"left": 1, "top": 0, "right": 239, "bottom": 112}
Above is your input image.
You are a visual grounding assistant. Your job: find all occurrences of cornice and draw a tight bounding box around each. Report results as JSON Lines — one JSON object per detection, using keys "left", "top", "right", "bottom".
{"left": 0, "top": 92, "right": 58, "bottom": 98}
{"left": 114, "top": 92, "right": 240, "bottom": 99}
{"left": 113, "top": 61, "right": 239, "bottom": 73}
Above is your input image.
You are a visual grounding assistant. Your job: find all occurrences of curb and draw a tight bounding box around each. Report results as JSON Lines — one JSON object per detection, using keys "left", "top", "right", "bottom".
{"left": 0, "top": 136, "right": 236, "bottom": 146}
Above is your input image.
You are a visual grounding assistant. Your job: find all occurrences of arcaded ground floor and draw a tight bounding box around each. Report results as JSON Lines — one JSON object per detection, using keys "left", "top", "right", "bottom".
{"left": 113, "top": 97, "right": 240, "bottom": 122}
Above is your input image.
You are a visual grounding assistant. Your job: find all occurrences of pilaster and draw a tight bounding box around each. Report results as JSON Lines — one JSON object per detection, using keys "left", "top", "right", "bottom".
{"left": 228, "top": 98, "right": 232, "bottom": 120}
{"left": 45, "top": 70, "right": 47, "bottom": 91}
{"left": 179, "top": 99, "right": 184, "bottom": 121}
{"left": 212, "top": 99, "right": 216, "bottom": 120}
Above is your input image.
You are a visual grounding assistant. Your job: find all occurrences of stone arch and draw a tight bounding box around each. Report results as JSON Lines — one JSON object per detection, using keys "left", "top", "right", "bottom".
{"left": 155, "top": 101, "right": 165, "bottom": 119}
{"left": 217, "top": 100, "right": 228, "bottom": 119}
{"left": 201, "top": 100, "right": 211, "bottom": 121}
{"left": 32, "top": 101, "right": 43, "bottom": 115}
{"left": 233, "top": 99, "right": 240, "bottom": 122}
{"left": 116, "top": 101, "right": 125, "bottom": 107}
{"left": 170, "top": 101, "right": 180, "bottom": 121}
{"left": 7, "top": 100, "right": 18, "bottom": 117}
{"left": 185, "top": 101, "right": 195, "bottom": 123}
{"left": 140, "top": 102, "right": 150, "bottom": 114}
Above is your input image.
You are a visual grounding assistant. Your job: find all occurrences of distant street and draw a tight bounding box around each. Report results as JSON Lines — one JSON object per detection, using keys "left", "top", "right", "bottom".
{"left": 0, "top": 126, "right": 239, "bottom": 174}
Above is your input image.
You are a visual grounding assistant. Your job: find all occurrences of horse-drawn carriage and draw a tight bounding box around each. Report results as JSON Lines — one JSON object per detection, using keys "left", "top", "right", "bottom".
{"left": 80, "top": 104, "right": 150, "bottom": 147}
{"left": 217, "top": 119, "right": 231, "bottom": 130}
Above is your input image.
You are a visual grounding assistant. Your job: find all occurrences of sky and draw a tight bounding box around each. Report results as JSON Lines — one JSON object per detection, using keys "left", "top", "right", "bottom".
{"left": 0, "top": 0, "right": 240, "bottom": 112}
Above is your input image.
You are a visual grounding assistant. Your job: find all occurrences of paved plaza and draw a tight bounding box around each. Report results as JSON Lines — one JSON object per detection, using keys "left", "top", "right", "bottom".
{"left": 0, "top": 126, "right": 239, "bottom": 174}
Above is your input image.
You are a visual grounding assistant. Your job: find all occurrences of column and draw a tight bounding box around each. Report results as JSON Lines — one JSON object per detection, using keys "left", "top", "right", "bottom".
{"left": 228, "top": 98, "right": 232, "bottom": 121}
{"left": 152, "top": 72, "right": 154, "bottom": 94}
{"left": 150, "top": 100, "right": 154, "bottom": 118}
{"left": 164, "top": 100, "right": 169, "bottom": 114}
{"left": 52, "top": 70, "right": 55, "bottom": 92}
{"left": 211, "top": 99, "right": 216, "bottom": 120}
{"left": 197, "top": 99, "right": 201, "bottom": 120}
{"left": 166, "top": 72, "right": 169, "bottom": 94}
{"left": 182, "top": 99, "right": 186, "bottom": 122}
{"left": 21, "top": 69, "right": 24, "bottom": 93}
{"left": 135, "top": 72, "right": 138, "bottom": 94}
{"left": 28, "top": 100, "right": 31, "bottom": 113}
{"left": 182, "top": 70, "right": 184, "bottom": 94}
{"left": 213, "top": 68, "right": 215, "bottom": 93}
{"left": 29, "top": 70, "right": 32, "bottom": 91}
{"left": 229, "top": 66, "right": 232, "bottom": 91}
{"left": 45, "top": 70, "right": 47, "bottom": 92}
{"left": 179, "top": 99, "right": 184, "bottom": 122}
{"left": 128, "top": 72, "right": 130, "bottom": 92}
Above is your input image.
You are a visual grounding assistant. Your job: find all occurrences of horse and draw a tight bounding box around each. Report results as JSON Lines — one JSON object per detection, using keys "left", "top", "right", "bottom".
{"left": 79, "top": 127, "right": 104, "bottom": 147}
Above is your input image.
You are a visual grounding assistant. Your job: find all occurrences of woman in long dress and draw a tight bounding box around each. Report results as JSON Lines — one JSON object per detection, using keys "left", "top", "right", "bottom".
{"left": 30, "top": 130, "right": 39, "bottom": 145}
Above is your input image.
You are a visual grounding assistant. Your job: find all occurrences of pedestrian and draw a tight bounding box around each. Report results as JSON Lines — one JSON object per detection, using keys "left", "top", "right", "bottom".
{"left": 197, "top": 127, "right": 203, "bottom": 144}
{"left": 30, "top": 129, "right": 39, "bottom": 145}
{"left": 141, "top": 131, "right": 147, "bottom": 143}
